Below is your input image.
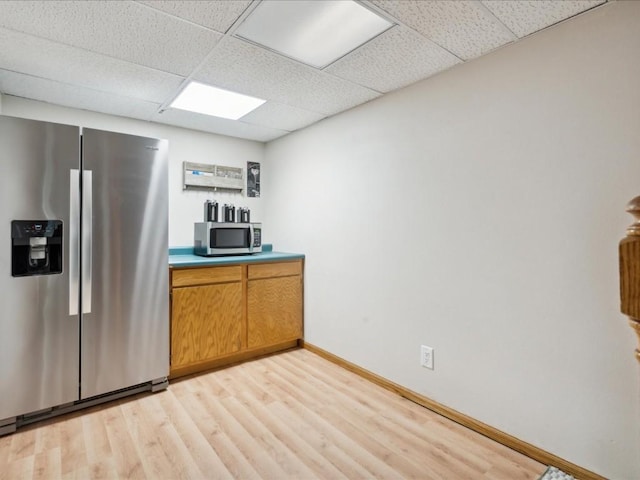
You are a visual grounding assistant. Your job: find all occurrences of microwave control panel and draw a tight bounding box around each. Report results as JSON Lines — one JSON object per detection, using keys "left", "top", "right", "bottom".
{"left": 253, "top": 227, "right": 261, "bottom": 247}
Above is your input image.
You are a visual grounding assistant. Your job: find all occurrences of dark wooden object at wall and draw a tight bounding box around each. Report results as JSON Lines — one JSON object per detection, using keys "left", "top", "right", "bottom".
{"left": 620, "top": 196, "right": 640, "bottom": 362}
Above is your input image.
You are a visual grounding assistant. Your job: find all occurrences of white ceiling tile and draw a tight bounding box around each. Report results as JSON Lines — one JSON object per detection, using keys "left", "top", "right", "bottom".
{"left": 326, "top": 25, "right": 461, "bottom": 93}
{"left": 194, "top": 37, "right": 381, "bottom": 116}
{"left": 370, "top": 0, "right": 516, "bottom": 60}
{"left": 0, "top": 0, "right": 612, "bottom": 143}
{"left": 0, "top": 1, "right": 222, "bottom": 76}
{"left": 482, "top": 1, "right": 606, "bottom": 38}
{"left": 136, "top": 0, "right": 252, "bottom": 33}
{"left": 0, "top": 28, "right": 184, "bottom": 104}
{"left": 153, "top": 108, "right": 289, "bottom": 142}
{"left": 0, "top": 69, "right": 161, "bottom": 121}
{"left": 241, "top": 102, "right": 327, "bottom": 132}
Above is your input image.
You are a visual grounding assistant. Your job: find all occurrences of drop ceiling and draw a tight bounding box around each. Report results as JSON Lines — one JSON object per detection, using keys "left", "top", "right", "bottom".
{"left": 0, "top": 0, "right": 607, "bottom": 143}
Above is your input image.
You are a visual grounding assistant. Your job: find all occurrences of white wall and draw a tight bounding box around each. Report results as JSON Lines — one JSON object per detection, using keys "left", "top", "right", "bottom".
{"left": 1, "top": 97, "right": 264, "bottom": 246}
{"left": 264, "top": 2, "right": 640, "bottom": 478}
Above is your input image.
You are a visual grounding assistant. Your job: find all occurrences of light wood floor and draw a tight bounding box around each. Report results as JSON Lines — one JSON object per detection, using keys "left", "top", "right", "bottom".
{"left": 0, "top": 348, "right": 546, "bottom": 479}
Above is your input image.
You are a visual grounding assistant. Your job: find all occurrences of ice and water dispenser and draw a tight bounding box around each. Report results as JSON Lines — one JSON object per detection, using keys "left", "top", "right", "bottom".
{"left": 11, "top": 220, "right": 63, "bottom": 277}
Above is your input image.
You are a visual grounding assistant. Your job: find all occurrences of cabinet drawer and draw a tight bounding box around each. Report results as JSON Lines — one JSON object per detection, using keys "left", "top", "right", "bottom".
{"left": 172, "top": 265, "right": 242, "bottom": 287}
{"left": 248, "top": 261, "right": 302, "bottom": 280}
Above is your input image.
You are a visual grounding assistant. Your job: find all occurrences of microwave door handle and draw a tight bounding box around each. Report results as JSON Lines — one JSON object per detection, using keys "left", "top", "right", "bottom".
{"left": 249, "top": 224, "right": 254, "bottom": 253}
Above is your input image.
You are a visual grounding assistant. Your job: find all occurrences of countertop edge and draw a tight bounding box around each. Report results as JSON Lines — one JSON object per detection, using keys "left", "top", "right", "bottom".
{"left": 168, "top": 251, "right": 304, "bottom": 268}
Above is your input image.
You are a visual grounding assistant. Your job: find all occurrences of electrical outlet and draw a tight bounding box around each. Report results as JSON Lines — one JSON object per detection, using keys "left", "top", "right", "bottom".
{"left": 421, "top": 345, "right": 434, "bottom": 370}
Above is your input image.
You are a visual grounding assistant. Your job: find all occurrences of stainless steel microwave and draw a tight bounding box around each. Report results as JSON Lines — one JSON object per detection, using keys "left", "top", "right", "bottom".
{"left": 194, "top": 222, "right": 262, "bottom": 256}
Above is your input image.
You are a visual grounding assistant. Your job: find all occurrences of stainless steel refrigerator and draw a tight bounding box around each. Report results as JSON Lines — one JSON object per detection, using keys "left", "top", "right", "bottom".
{"left": 0, "top": 115, "right": 169, "bottom": 435}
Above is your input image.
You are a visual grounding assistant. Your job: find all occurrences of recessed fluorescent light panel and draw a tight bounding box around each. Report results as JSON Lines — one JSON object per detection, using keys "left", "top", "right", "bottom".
{"left": 170, "top": 82, "right": 266, "bottom": 120}
{"left": 234, "top": 0, "right": 393, "bottom": 69}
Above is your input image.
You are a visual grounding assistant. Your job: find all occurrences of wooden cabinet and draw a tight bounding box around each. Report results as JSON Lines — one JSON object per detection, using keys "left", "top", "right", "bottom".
{"left": 170, "top": 266, "right": 243, "bottom": 373}
{"left": 169, "top": 260, "right": 303, "bottom": 378}
{"left": 248, "top": 262, "right": 303, "bottom": 349}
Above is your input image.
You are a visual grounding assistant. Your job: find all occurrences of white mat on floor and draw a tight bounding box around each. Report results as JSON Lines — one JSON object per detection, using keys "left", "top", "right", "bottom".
{"left": 539, "top": 466, "right": 576, "bottom": 480}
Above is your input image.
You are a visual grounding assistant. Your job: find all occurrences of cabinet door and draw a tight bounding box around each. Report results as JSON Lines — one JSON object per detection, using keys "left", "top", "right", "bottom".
{"left": 171, "top": 282, "right": 243, "bottom": 369}
{"left": 247, "top": 275, "right": 302, "bottom": 349}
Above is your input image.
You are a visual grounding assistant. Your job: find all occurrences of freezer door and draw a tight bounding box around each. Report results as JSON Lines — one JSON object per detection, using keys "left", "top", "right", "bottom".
{"left": 80, "top": 128, "right": 169, "bottom": 399}
{"left": 0, "top": 116, "right": 80, "bottom": 420}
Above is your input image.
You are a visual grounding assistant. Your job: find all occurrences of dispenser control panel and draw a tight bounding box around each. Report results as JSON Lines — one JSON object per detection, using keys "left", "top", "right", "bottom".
{"left": 11, "top": 220, "right": 63, "bottom": 277}
{"left": 13, "top": 221, "right": 60, "bottom": 237}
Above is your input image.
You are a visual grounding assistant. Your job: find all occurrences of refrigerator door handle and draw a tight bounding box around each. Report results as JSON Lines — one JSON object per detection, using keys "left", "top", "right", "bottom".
{"left": 82, "top": 170, "right": 92, "bottom": 314}
{"left": 69, "top": 170, "right": 80, "bottom": 316}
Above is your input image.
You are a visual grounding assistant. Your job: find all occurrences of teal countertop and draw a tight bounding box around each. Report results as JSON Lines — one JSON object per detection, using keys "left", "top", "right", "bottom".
{"left": 169, "top": 244, "right": 304, "bottom": 267}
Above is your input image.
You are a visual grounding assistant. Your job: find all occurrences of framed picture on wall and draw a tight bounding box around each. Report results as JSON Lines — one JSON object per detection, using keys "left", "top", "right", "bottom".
{"left": 247, "top": 161, "right": 260, "bottom": 197}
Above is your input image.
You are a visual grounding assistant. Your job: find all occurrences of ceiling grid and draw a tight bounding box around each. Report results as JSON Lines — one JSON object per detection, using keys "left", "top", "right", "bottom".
{"left": 0, "top": 0, "right": 608, "bottom": 142}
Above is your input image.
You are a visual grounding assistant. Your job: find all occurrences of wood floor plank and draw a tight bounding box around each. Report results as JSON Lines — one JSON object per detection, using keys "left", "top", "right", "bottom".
{"left": 267, "top": 400, "right": 376, "bottom": 479}
{"left": 155, "top": 386, "right": 233, "bottom": 478}
{"left": 0, "top": 432, "right": 10, "bottom": 467}
{"left": 316, "top": 403, "right": 441, "bottom": 479}
{"left": 33, "top": 447, "right": 61, "bottom": 480}
{"left": 34, "top": 419, "right": 61, "bottom": 455}
{"left": 482, "top": 457, "right": 546, "bottom": 480}
{"left": 191, "top": 376, "right": 289, "bottom": 479}
{"left": 120, "top": 394, "right": 203, "bottom": 479}
{"left": 85, "top": 458, "right": 118, "bottom": 480}
{"left": 0, "top": 348, "right": 547, "bottom": 479}
{"left": 100, "top": 400, "right": 147, "bottom": 479}
{"left": 328, "top": 402, "right": 489, "bottom": 479}
{"left": 289, "top": 348, "right": 438, "bottom": 423}
{"left": 234, "top": 390, "right": 347, "bottom": 479}
{"left": 259, "top": 365, "right": 408, "bottom": 478}
{"left": 234, "top": 362, "right": 353, "bottom": 480}
{"left": 232, "top": 363, "right": 278, "bottom": 404}
{"left": 8, "top": 426, "right": 36, "bottom": 462}
{"left": 170, "top": 380, "right": 262, "bottom": 480}
{"left": 58, "top": 413, "right": 87, "bottom": 476}
{"left": 60, "top": 464, "right": 89, "bottom": 480}
{"left": 81, "top": 408, "right": 112, "bottom": 466}
{"left": 233, "top": 356, "right": 388, "bottom": 478}
{"left": 428, "top": 412, "right": 547, "bottom": 472}
{"left": 293, "top": 349, "right": 542, "bottom": 478}
{"left": 220, "top": 395, "right": 319, "bottom": 479}
{"left": 1, "top": 455, "right": 34, "bottom": 480}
